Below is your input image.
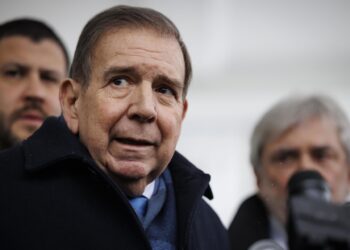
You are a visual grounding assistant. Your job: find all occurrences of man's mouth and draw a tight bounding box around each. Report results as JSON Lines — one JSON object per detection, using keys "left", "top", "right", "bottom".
{"left": 115, "top": 137, "right": 156, "bottom": 146}
{"left": 15, "top": 111, "right": 45, "bottom": 127}
{"left": 19, "top": 112, "right": 44, "bottom": 121}
{"left": 20, "top": 114, "right": 44, "bottom": 121}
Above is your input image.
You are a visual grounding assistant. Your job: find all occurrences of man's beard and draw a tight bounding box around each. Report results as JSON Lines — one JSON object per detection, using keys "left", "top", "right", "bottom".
{"left": 0, "top": 112, "right": 20, "bottom": 150}
{"left": 0, "top": 101, "right": 48, "bottom": 150}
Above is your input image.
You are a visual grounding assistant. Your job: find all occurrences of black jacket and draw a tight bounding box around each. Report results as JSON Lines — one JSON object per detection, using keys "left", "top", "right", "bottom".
{"left": 228, "top": 194, "right": 270, "bottom": 250}
{"left": 0, "top": 117, "right": 229, "bottom": 250}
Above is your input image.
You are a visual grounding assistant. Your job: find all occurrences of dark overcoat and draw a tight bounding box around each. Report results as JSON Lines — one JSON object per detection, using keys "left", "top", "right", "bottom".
{"left": 228, "top": 194, "right": 270, "bottom": 250}
{"left": 0, "top": 117, "right": 229, "bottom": 250}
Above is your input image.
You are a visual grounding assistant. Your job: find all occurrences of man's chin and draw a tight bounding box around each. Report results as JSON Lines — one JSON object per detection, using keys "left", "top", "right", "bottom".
{"left": 98, "top": 158, "right": 161, "bottom": 196}
{"left": 114, "top": 177, "right": 149, "bottom": 197}
{"left": 12, "top": 124, "right": 40, "bottom": 141}
{"left": 12, "top": 131, "right": 34, "bottom": 142}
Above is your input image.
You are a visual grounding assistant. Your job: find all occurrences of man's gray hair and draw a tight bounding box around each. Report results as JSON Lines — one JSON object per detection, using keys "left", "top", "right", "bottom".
{"left": 70, "top": 5, "right": 192, "bottom": 98}
{"left": 250, "top": 94, "right": 350, "bottom": 169}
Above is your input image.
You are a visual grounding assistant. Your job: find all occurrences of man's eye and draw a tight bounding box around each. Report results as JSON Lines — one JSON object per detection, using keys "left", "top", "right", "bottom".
{"left": 111, "top": 77, "right": 129, "bottom": 87}
{"left": 279, "top": 155, "right": 293, "bottom": 163}
{"left": 41, "top": 73, "right": 59, "bottom": 84}
{"left": 156, "top": 86, "right": 176, "bottom": 97}
{"left": 312, "top": 149, "right": 332, "bottom": 162}
{"left": 4, "top": 69, "right": 22, "bottom": 78}
{"left": 271, "top": 151, "right": 298, "bottom": 166}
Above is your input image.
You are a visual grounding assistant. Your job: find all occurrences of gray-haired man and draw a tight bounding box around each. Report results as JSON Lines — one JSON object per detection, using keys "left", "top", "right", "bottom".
{"left": 229, "top": 94, "right": 350, "bottom": 250}
{"left": 0, "top": 5, "right": 229, "bottom": 250}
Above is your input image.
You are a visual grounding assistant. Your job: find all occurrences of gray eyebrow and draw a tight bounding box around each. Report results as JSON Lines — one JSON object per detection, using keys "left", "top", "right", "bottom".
{"left": 103, "top": 66, "right": 184, "bottom": 89}
{"left": 103, "top": 66, "right": 140, "bottom": 82}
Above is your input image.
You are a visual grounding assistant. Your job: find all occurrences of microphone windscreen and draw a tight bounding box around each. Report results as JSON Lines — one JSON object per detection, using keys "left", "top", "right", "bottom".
{"left": 287, "top": 170, "right": 330, "bottom": 201}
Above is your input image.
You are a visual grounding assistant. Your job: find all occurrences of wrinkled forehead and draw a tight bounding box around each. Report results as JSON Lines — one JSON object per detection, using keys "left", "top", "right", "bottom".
{"left": 91, "top": 27, "right": 184, "bottom": 79}
{"left": 92, "top": 26, "right": 180, "bottom": 57}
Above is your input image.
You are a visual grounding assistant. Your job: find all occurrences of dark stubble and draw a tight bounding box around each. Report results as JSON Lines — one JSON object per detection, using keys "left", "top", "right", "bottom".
{"left": 0, "top": 100, "right": 48, "bottom": 150}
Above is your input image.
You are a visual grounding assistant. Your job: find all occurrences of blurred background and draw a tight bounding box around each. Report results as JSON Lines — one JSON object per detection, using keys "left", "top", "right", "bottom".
{"left": 1, "top": 0, "right": 349, "bottom": 227}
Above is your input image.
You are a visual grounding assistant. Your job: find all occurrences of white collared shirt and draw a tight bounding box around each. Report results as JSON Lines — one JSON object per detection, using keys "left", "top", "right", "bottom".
{"left": 142, "top": 179, "right": 156, "bottom": 199}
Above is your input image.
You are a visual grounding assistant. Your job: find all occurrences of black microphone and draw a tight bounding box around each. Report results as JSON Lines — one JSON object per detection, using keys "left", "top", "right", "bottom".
{"left": 248, "top": 239, "right": 284, "bottom": 250}
{"left": 288, "top": 170, "right": 330, "bottom": 201}
{"left": 287, "top": 170, "right": 350, "bottom": 250}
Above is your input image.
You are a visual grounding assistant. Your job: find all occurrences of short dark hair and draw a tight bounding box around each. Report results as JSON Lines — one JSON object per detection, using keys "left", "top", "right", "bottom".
{"left": 70, "top": 5, "right": 192, "bottom": 98}
{"left": 0, "top": 18, "right": 70, "bottom": 71}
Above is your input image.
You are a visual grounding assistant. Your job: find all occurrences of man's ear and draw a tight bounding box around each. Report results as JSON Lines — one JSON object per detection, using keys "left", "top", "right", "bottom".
{"left": 181, "top": 99, "right": 188, "bottom": 120}
{"left": 59, "top": 78, "right": 81, "bottom": 134}
{"left": 254, "top": 167, "right": 262, "bottom": 190}
{"left": 347, "top": 164, "right": 350, "bottom": 193}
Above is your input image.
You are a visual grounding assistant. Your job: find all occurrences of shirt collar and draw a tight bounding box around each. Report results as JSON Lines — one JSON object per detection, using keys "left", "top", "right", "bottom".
{"left": 143, "top": 179, "right": 156, "bottom": 199}
{"left": 269, "top": 215, "right": 288, "bottom": 250}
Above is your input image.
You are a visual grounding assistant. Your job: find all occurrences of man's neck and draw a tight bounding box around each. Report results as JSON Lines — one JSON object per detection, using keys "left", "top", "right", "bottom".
{"left": 269, "top": 215, "right": 288, "bottom": 250}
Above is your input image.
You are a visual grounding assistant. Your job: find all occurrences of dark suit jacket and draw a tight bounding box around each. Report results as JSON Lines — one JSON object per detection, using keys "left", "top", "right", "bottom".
{"left": 228, "top": 194, "right": 270, "bottom": 250}
{"left": 0, "top": 117, "right": 229, "bottom": 250}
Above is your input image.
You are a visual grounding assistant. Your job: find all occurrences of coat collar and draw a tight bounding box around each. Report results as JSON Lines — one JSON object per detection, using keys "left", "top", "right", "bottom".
{"left": 169, "top": 152, "right": 213, "bottom": 200}
{"left": 168, "top": 151, "right": 213, "bottom": 249}
{"left": 22, "top": 116, "right": 214, "bottom": 248}
{"left": 22, "top": 116, "right": 213, "bottom": 201}
{"left": 23, "top": 116, "right": 92, "bottom": 172}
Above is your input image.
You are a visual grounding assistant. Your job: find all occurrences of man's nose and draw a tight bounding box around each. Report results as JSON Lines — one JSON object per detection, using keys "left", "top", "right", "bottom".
{"left": 127, "top": 83, "right": 157, "bottom": 123}
{"left": 297, "top": 154, "right": 318, "bottom": 171}
{"left": 22, "top": 73, "right": 46, "bottom": 101}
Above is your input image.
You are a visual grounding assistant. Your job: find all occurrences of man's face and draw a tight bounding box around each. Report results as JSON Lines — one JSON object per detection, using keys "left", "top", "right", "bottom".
{"left": 256, "top": 117, "right": 350, "bottom": 224}
{"left": 62, "top": 28, "right": 187, "bottom": 196}
{"left": 0, "top": 36, "right": 66, "bottom": 149}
